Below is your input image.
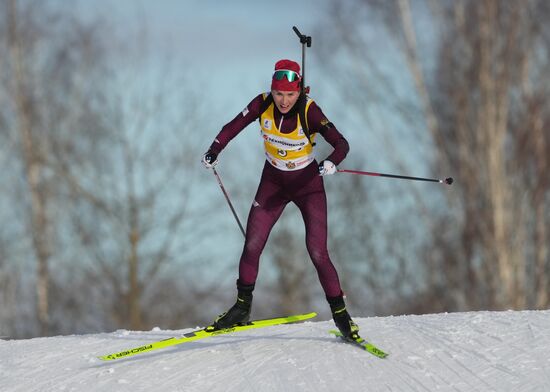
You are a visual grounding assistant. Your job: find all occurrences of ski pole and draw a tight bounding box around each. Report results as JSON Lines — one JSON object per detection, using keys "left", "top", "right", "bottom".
{"left": 337, "top": 169, "right": 454, "bottom": 185}
{"left": 212, "top": 168, "right": 246, "bottom": 237}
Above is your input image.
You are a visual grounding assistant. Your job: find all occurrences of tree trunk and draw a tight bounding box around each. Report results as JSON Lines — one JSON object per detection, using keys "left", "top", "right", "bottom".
{"left": 8, "top": 0, "right": 51, "bottom": 335}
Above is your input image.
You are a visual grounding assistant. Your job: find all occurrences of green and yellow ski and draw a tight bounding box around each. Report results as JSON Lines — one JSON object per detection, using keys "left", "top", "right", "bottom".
{"left": 99, "top": 312, "right": 317, "bottom": 361}
{"left": 329, "top": 329, "right": 388, "bottom": 358}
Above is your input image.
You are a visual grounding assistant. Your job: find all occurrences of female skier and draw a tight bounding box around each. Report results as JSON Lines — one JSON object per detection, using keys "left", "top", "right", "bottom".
{"left": 202, "top": 59, "right": 359, "bottom": 339}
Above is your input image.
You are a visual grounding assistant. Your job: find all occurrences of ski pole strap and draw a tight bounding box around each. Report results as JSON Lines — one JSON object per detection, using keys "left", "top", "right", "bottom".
{"left": 337, "top": 169, "right": 453, "bottom": 185}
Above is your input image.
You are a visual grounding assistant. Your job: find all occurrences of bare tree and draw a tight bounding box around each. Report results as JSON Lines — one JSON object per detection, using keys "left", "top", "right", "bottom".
{"left": 52, "top": 32, "right": 215, "bottom": 332}
{"left": 5, "top": 0, "right": 51, "bottom": 336}
{"left": 0, "top": 0, "right": 214, "bottom": 337}
{"left": 1, "top": 0, "right": 113, "bottom": 335}
{"left": 317, "top": 0, "right": 550, "bottom": 313}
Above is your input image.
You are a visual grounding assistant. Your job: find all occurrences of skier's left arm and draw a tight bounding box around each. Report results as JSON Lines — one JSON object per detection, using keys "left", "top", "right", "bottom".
{"left": 307, "top": 102, "right": 349, "bottom": 175}
{"left": 202, "top": 94, "right": 264, "bottom": 168}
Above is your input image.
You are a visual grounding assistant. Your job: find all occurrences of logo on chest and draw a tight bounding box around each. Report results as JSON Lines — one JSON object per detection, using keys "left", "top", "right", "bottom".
{"left": 263, "top": 119, "right": 272, "bottom": 130}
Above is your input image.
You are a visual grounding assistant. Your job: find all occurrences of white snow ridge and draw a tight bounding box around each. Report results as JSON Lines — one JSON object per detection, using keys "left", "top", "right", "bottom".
{"left": 1, "top": 310, "right": 550, "bottom": 392}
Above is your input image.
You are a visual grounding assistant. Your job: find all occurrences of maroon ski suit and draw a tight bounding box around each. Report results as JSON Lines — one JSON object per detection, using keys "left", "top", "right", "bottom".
{"left": 209, "top": 93, "right": 349, "bottom": 297}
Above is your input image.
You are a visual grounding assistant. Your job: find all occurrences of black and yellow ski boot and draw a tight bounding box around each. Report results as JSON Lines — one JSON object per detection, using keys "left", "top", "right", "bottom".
{"left": 211, "top": 280, "right": 254, "bottom": 330}
{"left": 327, "top": 294, "right": 360, "bottom": 340}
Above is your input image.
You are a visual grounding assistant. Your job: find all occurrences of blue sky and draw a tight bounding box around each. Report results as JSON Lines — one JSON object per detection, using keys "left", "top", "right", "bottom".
{"left": 70, "top": 0, "right": 330, "bottom": 110}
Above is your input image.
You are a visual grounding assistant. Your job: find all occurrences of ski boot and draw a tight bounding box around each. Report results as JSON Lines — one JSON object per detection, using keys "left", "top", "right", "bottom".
{"left": 327, "top": 294, "right": 360, "bottom": 340}
{"left": 209, "top": 280, "right": 254, "bottom": 331}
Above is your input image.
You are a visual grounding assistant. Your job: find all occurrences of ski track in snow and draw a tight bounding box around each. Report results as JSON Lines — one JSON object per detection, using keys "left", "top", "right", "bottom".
{"left": 1, "top": 310, "right": 550, "bottom": 392}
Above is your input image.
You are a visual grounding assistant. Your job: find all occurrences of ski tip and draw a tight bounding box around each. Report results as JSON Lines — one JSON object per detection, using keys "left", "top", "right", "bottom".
{"left": 285, "top": 312, "right": 317, "bottom": 322}
{"left": 329, "top": 329, "right": 388, "bottom": 358}
{"left": 282, "top": 312, "right": 317, "bottom": 324}
{"left": 98, "top": 355, "right": 116, "bottom": 361}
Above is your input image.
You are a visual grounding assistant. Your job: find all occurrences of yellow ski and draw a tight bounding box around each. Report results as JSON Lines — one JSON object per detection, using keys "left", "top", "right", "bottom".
{"left": 99, "top": 312, "right": 317, "bottom": 361}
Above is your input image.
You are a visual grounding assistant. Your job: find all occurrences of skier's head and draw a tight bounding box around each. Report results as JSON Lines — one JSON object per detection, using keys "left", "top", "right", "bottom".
{"left": 271, "top": 59, "right": 301, "bottom": 92}
{"left": 271, "top": 59, "right": 301, "bottom": 114}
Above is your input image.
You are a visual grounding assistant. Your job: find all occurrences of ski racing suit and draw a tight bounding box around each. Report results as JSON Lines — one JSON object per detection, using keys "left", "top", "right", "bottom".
{"left": 208, "top": 93, "right": 349, "bottom": 298}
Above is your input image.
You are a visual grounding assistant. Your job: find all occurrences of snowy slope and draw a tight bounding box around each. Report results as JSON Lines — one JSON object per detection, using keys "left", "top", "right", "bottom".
{"left": 1, "top": 310, "right": 550, "bottom": 392}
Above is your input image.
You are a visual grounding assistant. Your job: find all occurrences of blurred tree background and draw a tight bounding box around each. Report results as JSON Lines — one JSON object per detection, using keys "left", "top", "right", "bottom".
{"left": 318, "top": 0, "right": 550, "bottom": 315}
{"left": 0, "top": 0, "right": 549, "bottom": 338}
{"left": 0, "top": 0, "right": 212, "bottom": 337}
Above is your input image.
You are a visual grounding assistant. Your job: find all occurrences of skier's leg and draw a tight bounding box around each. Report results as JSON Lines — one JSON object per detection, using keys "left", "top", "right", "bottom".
{"left": 214, "top": 166, "right": 287, "bottom": 328}
{"left": 294, "top": 181, "right": 342, "bottom": 298}
{"left": 238, "top": 187, "right": 286, "bottom": 285}
{"left": 294, "top": 175, "right": 359, "bottom": 338}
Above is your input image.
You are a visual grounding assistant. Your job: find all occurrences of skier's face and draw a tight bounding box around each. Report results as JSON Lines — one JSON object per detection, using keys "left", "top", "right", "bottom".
{"left": 272, "top": 90, "right": 300, "bottom": 114}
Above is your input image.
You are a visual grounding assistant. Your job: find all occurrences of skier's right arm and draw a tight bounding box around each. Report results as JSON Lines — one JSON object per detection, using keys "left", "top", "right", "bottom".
{"left": 202, "top": 94, "right": 265, "bottom": 168}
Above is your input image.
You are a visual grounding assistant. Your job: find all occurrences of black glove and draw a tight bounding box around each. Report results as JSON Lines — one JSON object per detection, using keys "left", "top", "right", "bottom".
{"left": 202, "top": 149, "right": 219, "bottom": 168}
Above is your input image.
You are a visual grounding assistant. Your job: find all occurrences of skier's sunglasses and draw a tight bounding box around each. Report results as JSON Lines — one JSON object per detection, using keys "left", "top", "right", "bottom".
{"left": 273, "top": 70, "right": 301, "bottom": 82}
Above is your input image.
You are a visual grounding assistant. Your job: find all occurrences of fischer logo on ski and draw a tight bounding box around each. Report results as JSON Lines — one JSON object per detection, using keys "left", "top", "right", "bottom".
{"left": 99, "top": 312, "right": 317, "bottom": 361}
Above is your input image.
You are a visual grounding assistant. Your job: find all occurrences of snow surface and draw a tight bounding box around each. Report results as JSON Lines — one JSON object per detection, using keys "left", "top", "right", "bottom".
{"left": 1, "top": 310, "right": 550, "bottom": 392}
